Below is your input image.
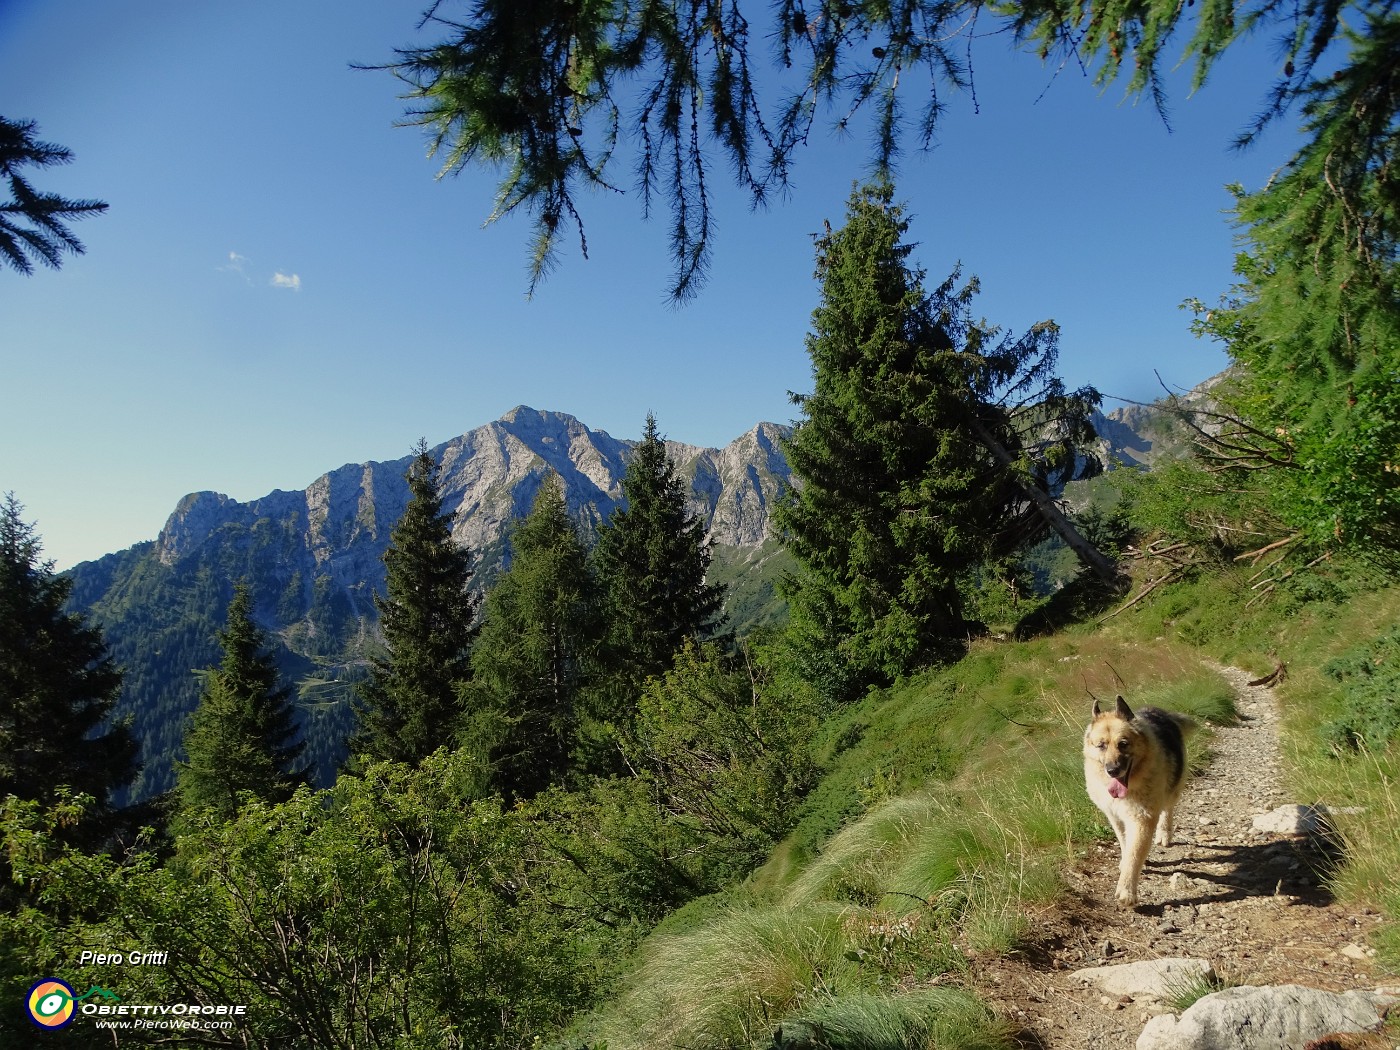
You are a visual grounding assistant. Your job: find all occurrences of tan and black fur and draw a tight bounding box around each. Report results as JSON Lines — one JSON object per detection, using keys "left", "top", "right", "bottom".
{"left": 1083, "top": 696, "right": 1197, "bottom": 907}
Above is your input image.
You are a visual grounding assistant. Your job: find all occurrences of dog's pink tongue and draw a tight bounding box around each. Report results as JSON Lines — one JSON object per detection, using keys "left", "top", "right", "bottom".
{"left": 1108, "top": 777, "right": 1128, "bottom": 799}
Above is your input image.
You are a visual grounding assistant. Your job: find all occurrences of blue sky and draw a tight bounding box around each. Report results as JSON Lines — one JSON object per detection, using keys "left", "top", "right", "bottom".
{"left": 2, "top": 0, "right": 1300, "bottom": 569}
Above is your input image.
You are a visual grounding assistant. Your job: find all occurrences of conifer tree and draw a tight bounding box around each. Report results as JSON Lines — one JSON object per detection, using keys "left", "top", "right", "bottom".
{"left": 470, "top": 475, "right": 603, "bottom": 800}
{"left": 381, "top": 1, "right": 1385, "bottom": 300}
{"left": 176, "top": 584, "right": 308, "bottom": 823}
{"left": 353, "top": 440, "right": 478, "bottom": 766}
{"left": 1186, "top": 24, "right": 1400, "bottom": 554}
{"left": 593, "top": 415, "right": 727, "bottom": 699}
{"left": 776, "top": 181, "right": 1105, "bottom": 692}
{"left": 0, "top": 493, "right": 136, "bottom": 808}
{"left": 0, "top": 116, "right": 108, "bottom": 275}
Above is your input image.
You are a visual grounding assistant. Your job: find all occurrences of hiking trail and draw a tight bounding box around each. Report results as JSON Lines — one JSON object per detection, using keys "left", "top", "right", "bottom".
{"left": 972, "top": 662, "right": 1396, "bottom": 1049}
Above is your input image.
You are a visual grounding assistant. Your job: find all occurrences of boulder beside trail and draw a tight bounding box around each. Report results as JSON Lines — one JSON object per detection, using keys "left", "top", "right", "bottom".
{"left": 1135, "top": 984, "right": 1395, "bottom": 1050}
{"left": 1071, "top": 958, "right": 1214, "bottom": 1003}
{"left": 1250, "top": 804, "right": 1363, "bottom": 835}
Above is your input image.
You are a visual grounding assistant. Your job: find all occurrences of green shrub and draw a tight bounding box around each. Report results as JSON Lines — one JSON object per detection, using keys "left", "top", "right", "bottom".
{"left": 1321, "top": 628, "right": 1400, "bottom": 752}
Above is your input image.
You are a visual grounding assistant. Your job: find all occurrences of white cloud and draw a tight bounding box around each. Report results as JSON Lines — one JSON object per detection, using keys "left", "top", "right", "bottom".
{"left": 270, "top": 272, "right": 301, "bottom": 291}
{"left": 220, "top": 251, "right": 251, "bottom": 282}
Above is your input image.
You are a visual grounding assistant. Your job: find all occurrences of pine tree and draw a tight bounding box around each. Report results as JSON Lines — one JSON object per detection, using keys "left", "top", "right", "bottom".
{"left": 0, "top": 116, "right": 108, "bottom": 275}
{"left": 382, "top": 1, "right": 1383, "bottom": 300}
{"left": 1186, "top": 21, "right": 1400, "bottom": 555}
{"left": 470, "top": 475, "right": 603, "bottom": 800}
{"left": 352, "top": 440, "right": 478, "bottom": 766}
{"left": 593, "top": 414, "right": 727, "bottom": 701}
{"left": 776, "top": 181, "right": 1105, "bottom": 692}
{"left": 0, "top": 493, "right": 136, "bottom": 808}
{"left": 176, "top": 584, "right": 308, "bottom": 823}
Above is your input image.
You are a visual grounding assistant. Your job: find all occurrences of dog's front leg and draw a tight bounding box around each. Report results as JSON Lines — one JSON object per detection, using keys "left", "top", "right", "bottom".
{"left": 1108, "top": 810, "right": 1127, "bottom": 850}
{"left": 1116, "top": 820, "right": 1153, "bottom": 908}
{"left": 1155, "top": 805, "right": 1175, "bottom": 847}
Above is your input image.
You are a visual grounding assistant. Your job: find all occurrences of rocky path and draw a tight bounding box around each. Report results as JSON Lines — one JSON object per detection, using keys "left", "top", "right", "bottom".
{"left": 974, "top": 663, "right": 1395, "bottom": 1049}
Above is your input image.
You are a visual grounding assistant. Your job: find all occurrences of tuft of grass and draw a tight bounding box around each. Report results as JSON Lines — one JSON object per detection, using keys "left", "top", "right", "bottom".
{"left": 783, "top": 795, "right": 951, "bottom": 908}
{"left": 1297, "top": 747, "right": 1400, "bottom": 972}
{"left": 589, "top": 902, "right": 860, "bottom": 1050}
{"left": 1162, "top": 968, "right": 1237, "bottom": 1012}
{"left": 1143, "top": 675, "right": 1238, "bottom": 726}
{"left": 773, "top": 988, "right": 1015, "bottom": 1050}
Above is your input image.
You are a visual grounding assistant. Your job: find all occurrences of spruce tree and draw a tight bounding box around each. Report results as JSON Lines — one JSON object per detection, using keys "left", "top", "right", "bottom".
{"left": 776, "top": 181, "right": 1105, "bottom": 692}
{"left": 382, "top": 1, "right": 1384, "bottom": 300}
{"left": 353, "top": 440, "right": 478, "bottom": 766}
{"left": 176, "top": 583, "right": 308, "bottom": 823}
{"left": 0, "top": 116, "right": 108, "bottom": 275}
{"left": 593, "top": 414, "right": 727, "bottom": 701}
{"left": 470, "top": 475, "right": 603, "bottom": 800}
{"left": 0, "top": 493, "right": 136, "bottom": 808}
{"left": 1186, "top": 28, "right": 1400, "bottom": 555}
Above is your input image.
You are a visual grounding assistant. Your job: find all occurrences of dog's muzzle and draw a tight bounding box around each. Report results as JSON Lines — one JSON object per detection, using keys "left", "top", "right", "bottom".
{"left": 1103, "top": 758, "right": 1130, "bottom": 799}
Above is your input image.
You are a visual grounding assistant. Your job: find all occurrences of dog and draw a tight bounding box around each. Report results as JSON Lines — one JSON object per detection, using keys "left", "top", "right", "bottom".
{"left": 1083, "top": 696, "right": 1197, "bottom": 907}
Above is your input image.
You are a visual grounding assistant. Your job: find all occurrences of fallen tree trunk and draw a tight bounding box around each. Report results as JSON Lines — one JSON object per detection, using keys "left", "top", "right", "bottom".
{"left": 967, "top": 415, "right": 1121, "bottom": 584}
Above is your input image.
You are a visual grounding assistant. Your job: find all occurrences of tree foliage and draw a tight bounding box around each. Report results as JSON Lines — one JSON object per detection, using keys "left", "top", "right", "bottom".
{"left": 622, "top": 641, "right": 821, "bottom": 876}
{"left": 1186, "top": 14, "right": 1400, "bottom": 556}
{"left": 776, "top": 181, "right": 1103, "bottom": 689}
{"left": 593, "top": 414, "right": 728, "bottom": 702}
{"left": 0, "top": 494, "right": 135, "bottom": 813}
{"left": 176, "top": 584, "right": 309, "bottom": 825}
{"left": 353, "top": 441, "right": 479, "bottom": 766}
{"left": 380, "top": 0, "right": 1387, "bottom": 299}
{"left": 470, "top": 475, "right": 604, "bottom": 801}
{"left": 0, "top": 116, "right": 107, "bottom": 275}
{"left": 0, "top": 754, "right": 619, "bottom": 1049}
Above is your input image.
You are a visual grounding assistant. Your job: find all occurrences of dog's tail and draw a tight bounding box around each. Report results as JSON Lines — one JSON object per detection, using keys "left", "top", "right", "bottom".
{"left": 1173, "top": 713, "right": 1200, "bottom": 740}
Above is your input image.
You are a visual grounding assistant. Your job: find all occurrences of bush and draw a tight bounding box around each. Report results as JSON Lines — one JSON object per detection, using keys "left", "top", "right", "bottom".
{"left": 1321, "top": 628, "right": 1400, "bottom": 753}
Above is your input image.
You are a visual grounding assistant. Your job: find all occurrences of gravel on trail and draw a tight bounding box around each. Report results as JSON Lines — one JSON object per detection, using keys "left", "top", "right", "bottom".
{"left": 970, "top": 663, "right": 1393, "bottom": 1050}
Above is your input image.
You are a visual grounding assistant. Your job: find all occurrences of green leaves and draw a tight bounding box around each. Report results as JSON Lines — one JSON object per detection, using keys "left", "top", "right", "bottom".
{"left": 1186, "top": 14, "right": 1400, "bottom": 557}
{"left": 1, "top": 750, "right": 636, "bottom": 1048}
{"left": 379, "top": 1, "right": 1385, "bottom": 299}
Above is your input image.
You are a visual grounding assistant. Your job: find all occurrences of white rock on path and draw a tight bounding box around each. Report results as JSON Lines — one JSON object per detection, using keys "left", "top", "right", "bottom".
{"left": 1071, "top": 958, "right": 1214, "bottom": 1002}
{"left": 1135, "top": 985, "right": 1396, "bottom": 1050}
{"left": 1251, "top": 804, "right": 1365, "bottom": 835}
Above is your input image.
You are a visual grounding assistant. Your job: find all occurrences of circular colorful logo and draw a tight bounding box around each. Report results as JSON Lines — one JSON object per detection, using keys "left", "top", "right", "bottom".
{"left": 27, "top": 978, "right": 77, "bottom": 1029}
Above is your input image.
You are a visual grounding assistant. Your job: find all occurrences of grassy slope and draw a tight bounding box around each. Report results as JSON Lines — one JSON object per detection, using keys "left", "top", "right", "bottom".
{"left": 1101, "top": 560, "right": 1400, "bottom": 963}
{"left": 563, "top": 559, "right": 1400, "bottom": 1050}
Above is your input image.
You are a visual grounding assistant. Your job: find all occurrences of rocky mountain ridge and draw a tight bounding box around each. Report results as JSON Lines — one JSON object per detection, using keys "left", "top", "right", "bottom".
{"left": 152, "top": 406, "right": 791, "bottom": 574}
{"left": 65, "top": 400, "right": 1172, "bottom": 802}
{"left": 65, "top": 407, "right": 798, "bottom": 800}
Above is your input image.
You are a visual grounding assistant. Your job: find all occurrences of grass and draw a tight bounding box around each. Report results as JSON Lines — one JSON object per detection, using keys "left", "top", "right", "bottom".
{"left": 1162, "top": 968, "right": 1237, "bottom": 1012}
{"left": 586, "top": 902, "right": 860, "bottom": 1049}
{"left": 773, "top": 989, "right": 1014, "bottom": 1050}
{"left": 1109, "top": 559, "right": 1400, "bottom": 971}
{"left": 571, "top": 630, "right": 1249, "bottom": 1049}
{"left": 571, "top": 557, "right": 1400, "bottom": 1049}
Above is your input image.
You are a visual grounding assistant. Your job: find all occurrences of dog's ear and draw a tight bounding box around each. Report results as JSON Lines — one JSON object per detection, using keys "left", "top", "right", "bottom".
{"left": 1091, "top": 699, "right": 1104, "bottom": 717}
{"left": 1114, "top": 695, "right": 1134, "bottom": 720}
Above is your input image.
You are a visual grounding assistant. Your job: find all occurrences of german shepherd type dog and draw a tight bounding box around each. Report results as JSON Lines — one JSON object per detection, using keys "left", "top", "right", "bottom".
{"left": 1083, "top": 696, "right": 1197, "bottom": 907}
